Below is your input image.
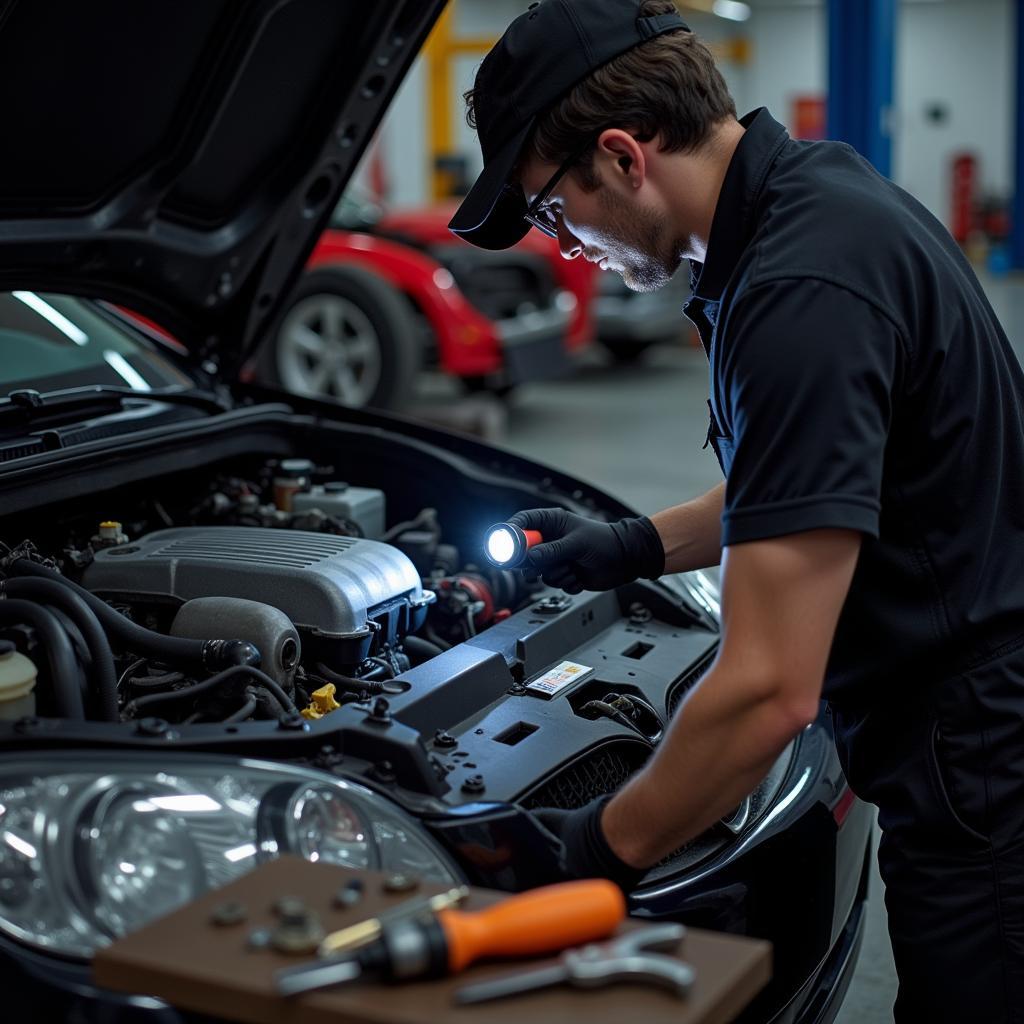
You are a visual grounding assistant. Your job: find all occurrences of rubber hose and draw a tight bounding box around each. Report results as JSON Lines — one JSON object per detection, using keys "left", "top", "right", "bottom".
{"left": 9, "top": 559, "right": 212, "bottom": 669}
{"left": 402, "top": 635, "right": 446, "bottom": 663}
{"left": 224, "top": 690, "right": 258, "bottom": 723}
{"left": 0, "top": 599, "right": 86, "bottom": 719}
{"left": 127, "top": 664, "right": 297, "bottom": 716}
{"left": 314, "top": 662, "right": 401, "bottom": 696}
{"left": 2, "top": 578, "right": 118, "bottom": 721}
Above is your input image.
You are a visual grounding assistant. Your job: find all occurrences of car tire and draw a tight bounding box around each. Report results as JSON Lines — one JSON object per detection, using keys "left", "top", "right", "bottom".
{"left": 258, "top": 265, "right": 420, "bottom": 410}
{"left": 599, "top": 338, "right": 654, "bottom": 364}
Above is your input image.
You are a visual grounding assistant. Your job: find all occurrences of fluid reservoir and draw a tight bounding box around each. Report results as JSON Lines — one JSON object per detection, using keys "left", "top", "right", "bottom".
{"left": 0, "top": 640, "right": 37, "bottom": 720}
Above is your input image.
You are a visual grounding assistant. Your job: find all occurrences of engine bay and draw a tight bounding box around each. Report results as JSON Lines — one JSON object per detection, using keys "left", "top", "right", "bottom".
{"left": 0, "top": 409, "right": 778, "bottom": 887}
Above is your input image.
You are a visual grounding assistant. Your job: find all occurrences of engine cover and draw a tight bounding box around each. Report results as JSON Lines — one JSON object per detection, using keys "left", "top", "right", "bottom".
{"left": 82, "top": 527, "right": 434, "bottom": 643}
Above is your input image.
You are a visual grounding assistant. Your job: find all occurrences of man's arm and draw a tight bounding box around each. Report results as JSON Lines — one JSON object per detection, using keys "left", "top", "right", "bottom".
{"left": 602, "top": 527, "right": 861, "bottom": 867}
{"left": 650, "top": 482, "right": 725, "bottom": 573}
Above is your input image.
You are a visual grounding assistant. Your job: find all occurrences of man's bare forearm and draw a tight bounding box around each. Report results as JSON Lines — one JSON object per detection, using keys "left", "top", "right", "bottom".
{"left": 601, "top": 661, "right": 806, "bottom": 866}
{"left": 650, "top": 481, "right": 725, "bottom": 573}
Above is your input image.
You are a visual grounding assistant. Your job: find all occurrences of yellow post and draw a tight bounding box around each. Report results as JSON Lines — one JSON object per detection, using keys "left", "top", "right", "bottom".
{"left": 424, "top": 1, "right": 498, "bottom": 202}
{"left": 424, "top": 3, "right": 456, "bottom": 202}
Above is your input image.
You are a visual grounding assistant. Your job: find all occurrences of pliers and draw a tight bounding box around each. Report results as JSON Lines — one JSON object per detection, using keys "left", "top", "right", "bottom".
{"left": 453, "top": 922, "right": 694, "bottom": 1004}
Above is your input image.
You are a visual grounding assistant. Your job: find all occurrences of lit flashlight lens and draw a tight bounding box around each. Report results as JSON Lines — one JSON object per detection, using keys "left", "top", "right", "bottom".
{"left": 484, "top": 523, "right": 542, "bottom": 568}
{"left": 487, "top": 527, "right": 517, "bottom": 565}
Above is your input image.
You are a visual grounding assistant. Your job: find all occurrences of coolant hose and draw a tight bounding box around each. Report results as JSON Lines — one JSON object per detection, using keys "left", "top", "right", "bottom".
{"left": 0, "top": 599, "right": 86, "bottom": 719}
{"left": 125, "top": 664, "right": 298, "bottom": 717}
{"left": 2, "top": 577, "right": 118, "bottom": 721}
{"left": 7, "top": 559, "right": 260, "bottom": 672}
{"left": 402, "top": 635, "right": 446, "bottom": 664}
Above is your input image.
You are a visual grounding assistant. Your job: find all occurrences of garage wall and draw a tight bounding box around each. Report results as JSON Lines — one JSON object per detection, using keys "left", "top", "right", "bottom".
{"left": 895, "top": 0, "right": 1014, "bottom": 225}
{"left": 365, "top": 0, "right": 1017, "bottom": 231}
{"left": 733, "top": 0, "right": 1015, "bottom": 227}
{"left": 741, "top": 1, "right": 825, "bottom": 131}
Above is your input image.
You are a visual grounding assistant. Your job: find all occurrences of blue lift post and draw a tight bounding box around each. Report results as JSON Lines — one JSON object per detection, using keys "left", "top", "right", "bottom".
{"left": 826, "top": 0, "right": 896, "bottom": 178}
{"left": 1012, "top": 0, "right": 1024, "bottom": 269}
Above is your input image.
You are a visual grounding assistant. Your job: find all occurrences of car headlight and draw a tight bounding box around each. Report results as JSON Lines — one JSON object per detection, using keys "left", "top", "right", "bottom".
{"left": 0, "top": 753, "right": 461, "bottom": 959}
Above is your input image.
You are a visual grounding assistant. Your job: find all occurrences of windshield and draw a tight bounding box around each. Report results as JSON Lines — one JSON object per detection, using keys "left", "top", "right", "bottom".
{"left": 0, "top": 292, "right": 196, "bottom": 395}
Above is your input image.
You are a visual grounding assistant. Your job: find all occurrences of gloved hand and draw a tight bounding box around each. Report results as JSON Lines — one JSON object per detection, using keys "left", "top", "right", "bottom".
{"left": 507, "top": 508, "right": 664, "bottom": 593}
{"left": 533, "top": 795, "right": 649, "bottom": 892}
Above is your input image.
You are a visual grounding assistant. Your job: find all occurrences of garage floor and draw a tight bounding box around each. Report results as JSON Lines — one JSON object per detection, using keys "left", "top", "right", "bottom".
{"left": 412, "top": 268, "right": 1024, "bottom": 1023}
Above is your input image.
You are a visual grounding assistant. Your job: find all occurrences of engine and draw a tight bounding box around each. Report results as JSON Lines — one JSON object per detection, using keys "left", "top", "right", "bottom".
{"left": 0, "top": 456, "right": 536, "bottom": 728}
{"left": 83, "top": 526, "right": 435, "bottom": 668}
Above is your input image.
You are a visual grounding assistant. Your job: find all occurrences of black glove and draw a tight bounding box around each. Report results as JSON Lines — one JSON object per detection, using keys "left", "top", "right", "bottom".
{"left": 507, "top": 508, "right": 664, "bottom": 594}
{"left": 533, "top": 795, "right": 649, "bottom": 892}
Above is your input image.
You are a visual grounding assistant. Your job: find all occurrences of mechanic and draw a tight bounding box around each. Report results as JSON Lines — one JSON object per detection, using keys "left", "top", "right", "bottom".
{"left": 448, "top": 1, "right": 1024, "bottom": 1021}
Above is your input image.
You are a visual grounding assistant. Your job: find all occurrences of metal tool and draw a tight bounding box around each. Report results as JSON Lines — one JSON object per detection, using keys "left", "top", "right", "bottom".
{"left": 453, "top": 923, "right": 694, "bottom": 1004}
{"left": 276, "top": 878, "right": 626, "bottom": 998}
{"left": 318, "top": 884, "right": 470, "bottom": 957}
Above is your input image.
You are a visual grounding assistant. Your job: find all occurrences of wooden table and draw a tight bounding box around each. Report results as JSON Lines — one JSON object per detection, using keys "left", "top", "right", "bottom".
{"left": 94, "top": 856, "right": 771, "bottom": 1024}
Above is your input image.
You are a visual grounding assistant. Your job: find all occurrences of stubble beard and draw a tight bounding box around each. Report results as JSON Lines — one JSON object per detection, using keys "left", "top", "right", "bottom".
{"left": 598, "top": 186, "right": 681, "bottom": 293}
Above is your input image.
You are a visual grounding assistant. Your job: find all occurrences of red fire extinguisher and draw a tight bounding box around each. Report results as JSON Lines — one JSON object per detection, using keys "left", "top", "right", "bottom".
{"left": 950, "top": 152, "right": 977, "bottom": 244}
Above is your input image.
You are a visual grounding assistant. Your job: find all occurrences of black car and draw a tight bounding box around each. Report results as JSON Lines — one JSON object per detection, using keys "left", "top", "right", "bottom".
{"left": 0, "top": 3, "right": 872, "bottom": 1023}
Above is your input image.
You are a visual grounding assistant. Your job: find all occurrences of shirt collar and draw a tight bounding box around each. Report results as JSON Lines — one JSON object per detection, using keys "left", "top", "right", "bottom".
{"left": 690, "top": 108, "right": 789, "bottom": 302}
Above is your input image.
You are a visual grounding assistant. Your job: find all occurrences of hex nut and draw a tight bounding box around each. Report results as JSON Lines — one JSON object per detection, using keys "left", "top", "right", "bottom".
{"left": 210, "top": 901, "right": 248, "bottom": 926}
{"left": 273, "top": 896, "right": 309, "bottom": 921}
{"left": 246, "top": 927, "right": 273, "bottom": 950}
{"left": 271, "top": 919, "right": 326, "bottom": 955}
{"left": 382, "top": 873, "right": 420, "bottom": 894}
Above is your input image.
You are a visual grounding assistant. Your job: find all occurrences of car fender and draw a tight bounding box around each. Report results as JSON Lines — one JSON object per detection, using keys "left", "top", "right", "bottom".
{"left": 308, "top": 230, "right": 503, "bottom": 377}
{"left": 379, "top": 206, "right": 598, "bottom": 351}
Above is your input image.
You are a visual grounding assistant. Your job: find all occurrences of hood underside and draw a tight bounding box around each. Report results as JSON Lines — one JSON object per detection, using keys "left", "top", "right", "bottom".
{"left": 0, "top": 0, "right": 446, "bottom": 371}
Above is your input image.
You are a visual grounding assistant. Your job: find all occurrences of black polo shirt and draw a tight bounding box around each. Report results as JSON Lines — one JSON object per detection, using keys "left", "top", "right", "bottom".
{"left": 685, "top": 108, "right": 1024, "bottom": 703}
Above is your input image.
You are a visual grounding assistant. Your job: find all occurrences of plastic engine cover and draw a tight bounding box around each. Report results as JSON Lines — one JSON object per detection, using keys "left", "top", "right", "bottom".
{"left": 82, "top": 527, "right": 434, "bottom": 642}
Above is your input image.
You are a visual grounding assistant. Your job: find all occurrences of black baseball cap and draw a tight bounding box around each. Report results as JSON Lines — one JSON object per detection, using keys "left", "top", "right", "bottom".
{"left": 448, "top": 0, "right": 689, "bottom": 250}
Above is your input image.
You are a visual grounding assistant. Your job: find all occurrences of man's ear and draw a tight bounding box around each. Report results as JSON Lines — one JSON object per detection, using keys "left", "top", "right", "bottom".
{"left": 595, "top": 129, "right": 645, "bottom": 189}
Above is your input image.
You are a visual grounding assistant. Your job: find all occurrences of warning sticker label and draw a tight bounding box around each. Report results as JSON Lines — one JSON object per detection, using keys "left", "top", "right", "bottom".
{"left": 525, "top": 660, "right": 594, "bottom": 699}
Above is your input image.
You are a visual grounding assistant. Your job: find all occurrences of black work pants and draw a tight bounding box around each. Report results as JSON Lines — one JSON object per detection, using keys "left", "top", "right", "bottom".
{"left": 832, "top": 642, "right": 1024, "bottom": 1023}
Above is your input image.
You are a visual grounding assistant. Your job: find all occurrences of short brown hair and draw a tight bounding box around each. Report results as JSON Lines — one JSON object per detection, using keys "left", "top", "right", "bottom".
{"left": 464, "top": 1, "right": 736, "bottom": 188}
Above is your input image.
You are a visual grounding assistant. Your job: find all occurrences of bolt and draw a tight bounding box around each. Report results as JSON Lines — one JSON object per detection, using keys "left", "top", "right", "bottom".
{"left": 382, "top": 873, "right": 419, "bottom": 894}
{"left": 462, "top": 774, "right": 486, "bottom": 795}
{"left": 210, "top": 901, "right": 248, "bottom": 926}
{"left": 628, "top": 602, "right": 653, "bottom": 624}
{"left": 433, "top": 729, "right": 457, "bottom": 749}
{"left": 277, "top": 711, "right": 307, "bottom": 731}
{"left": 13, "top": 716, "right": 39, "bottom": 734}
{"left": 365, "top": 697, "right": 391, "bottom": 724}
{"left": 333, "top": 878, "right": 365, "bottom": 909}
{"left": 368, "top": 760, "right": 396, "bottom": 784}
{"left": 135, "top": 717, "right": 170, "bottom": 737}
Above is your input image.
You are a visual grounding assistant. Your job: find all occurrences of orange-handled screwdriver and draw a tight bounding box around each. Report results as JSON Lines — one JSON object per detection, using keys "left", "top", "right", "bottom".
{"left": 440, "top": 878, "right": 624, "bottom": 971}
{"left": 275, "top": 879, "right": 625, "bottom": 997}
{"left": 484, "top": 522, "right": 543, "bottom": 568}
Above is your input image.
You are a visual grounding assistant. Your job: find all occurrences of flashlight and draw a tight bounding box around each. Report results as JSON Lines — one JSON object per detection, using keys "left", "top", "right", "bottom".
{"left": 484, "top": 523, "right": 543, "bottom": 568}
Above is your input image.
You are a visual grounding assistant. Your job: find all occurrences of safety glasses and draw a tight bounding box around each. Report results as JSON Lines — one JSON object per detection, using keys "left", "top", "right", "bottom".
{"left": 521, "top": 139, "right": 595, "bottom": 238}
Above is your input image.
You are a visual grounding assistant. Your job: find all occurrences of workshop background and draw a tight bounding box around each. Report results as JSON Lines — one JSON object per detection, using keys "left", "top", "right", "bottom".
{"left": 269, "top": 2, "right": 1024, "bottom": 1021}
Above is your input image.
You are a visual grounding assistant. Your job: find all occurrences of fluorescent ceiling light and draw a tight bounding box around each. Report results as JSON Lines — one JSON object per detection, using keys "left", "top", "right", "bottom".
{"left": 713, "top": 0, "right": 751, "bottom": 19}
{"left": 12, "top": 291, "right": 88, "bottom": 346}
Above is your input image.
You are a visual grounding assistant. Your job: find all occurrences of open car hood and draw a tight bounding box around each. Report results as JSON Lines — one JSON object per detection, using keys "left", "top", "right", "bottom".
{"left": 0, "top": 0, "right": 446, "bottom": 373}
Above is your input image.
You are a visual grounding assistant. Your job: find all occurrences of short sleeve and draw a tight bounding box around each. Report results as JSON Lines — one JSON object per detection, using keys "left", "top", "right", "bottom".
{"left": 715, "top": 278, "right": 903, "bottom": 546}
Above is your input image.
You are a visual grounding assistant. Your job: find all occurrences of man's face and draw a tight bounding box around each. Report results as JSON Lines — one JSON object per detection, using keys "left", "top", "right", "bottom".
{"left": 518, "top": 152, "right": 681, "bottom": 292}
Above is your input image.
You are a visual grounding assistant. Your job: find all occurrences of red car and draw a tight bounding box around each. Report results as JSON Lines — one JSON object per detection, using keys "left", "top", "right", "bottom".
{"left": 255, "top": 197, "right": 589, "bottom": 410}
{"left": 380, "top": 202, "right": 693, "bottom": 364}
